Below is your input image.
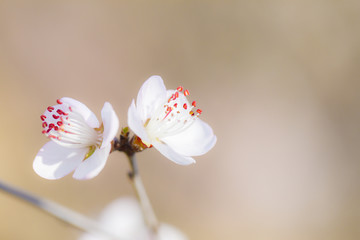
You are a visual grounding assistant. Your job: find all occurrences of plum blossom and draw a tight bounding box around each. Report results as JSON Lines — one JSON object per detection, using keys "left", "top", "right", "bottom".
{"left": 33, "top": 97, "right": 119, "bottom": 180}
{"left": 78, "top": 197, "right": 188, "bottom": 240}
{"left": 128, "top": 76, "right": 216, "bottom": 165}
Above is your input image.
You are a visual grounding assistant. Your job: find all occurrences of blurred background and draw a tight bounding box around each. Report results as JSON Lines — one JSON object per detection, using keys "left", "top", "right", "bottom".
{"left": 0, "top": 1, "right": 359, "bottom": 239}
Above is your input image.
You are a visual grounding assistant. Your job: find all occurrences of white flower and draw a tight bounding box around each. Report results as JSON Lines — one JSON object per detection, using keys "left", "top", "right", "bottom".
{"left": 33, "top": 97, "right": 119, "bottom": 180}
{"left": 128, "top": 76, "right": 216, "bottom": 165}
{"left": 78, "top": 197, "right": 189, "bottom": 240}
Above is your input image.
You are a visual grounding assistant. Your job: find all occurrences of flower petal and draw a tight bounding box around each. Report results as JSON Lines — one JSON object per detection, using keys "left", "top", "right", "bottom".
{"left": 161, "top": 118, "right": 217, "bottom": 157}
{"left": 33, "top": 141, "right": 87, "bottom": 179}
{"left": 72, "top": 144, "right": 111, "bottom": 180}
{"left": 61, "top": 97, "right": 100, "bottom": 128}
{"left": 100, "top": 102, "right": 119, "bottom": 149}
{"left": 78, "top": 198, "right": 153, "bottom": 240}
{"left": 136, "top": 76, "right": 167, "bottom": 121}
{"left": 128, "top": 99, "right": 151, "bottom": 143}
{"left": 158, "top": 223, "right": 189, "bottom": 240}
{"left": 152, "top": 142, "right": 195, "bottom": 165}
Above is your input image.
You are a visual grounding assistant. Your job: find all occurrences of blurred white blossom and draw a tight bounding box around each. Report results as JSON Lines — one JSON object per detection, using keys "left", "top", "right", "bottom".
{"left": 79, "top": 197, "right": 189, "bottom": 240}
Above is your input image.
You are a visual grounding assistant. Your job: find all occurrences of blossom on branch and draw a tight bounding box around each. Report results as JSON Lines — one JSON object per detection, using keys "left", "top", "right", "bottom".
{"left": 33, "top": 97, "right": 119, "bottom": 180}
{"left": 128, "top": 76, "right": 216, "bottom": 165}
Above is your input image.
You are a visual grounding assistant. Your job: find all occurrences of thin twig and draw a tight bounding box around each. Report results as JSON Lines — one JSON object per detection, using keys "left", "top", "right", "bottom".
{"left": 127, "top": 154, "right": 159, "bottom": 233}
{"left": 0, "top": 179, "right": 119, "bottom": 239}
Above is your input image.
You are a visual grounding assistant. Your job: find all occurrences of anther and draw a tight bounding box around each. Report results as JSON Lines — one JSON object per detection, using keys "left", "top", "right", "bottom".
{"left": 177, "top": 86, "right": 183, "bottom": 92}
{"left": 183, "top": 103, "right": 187, "bottom": 110}
{"left": 192, "top": 101, "right": 196, "bottom": 107}
{"left": 49, "top": 123, "right": 55, "bottom": 129}
{"left": 57, "top": 109, "right": 65, "bottom": 115}
{"left": 174, "top": 103, "right": 178, "bottom": 108}
{"left": 184, "top": 89, "right": 189, "bottom": 96}
{"left": 42, "top": 122, "right": 48, "bottom": 128}
{"left": 56, "top": 99, "right": 63, "bottom": 104}
{"left": 40, "top": 115, "right": 46, "bottom": 121}
{"left": 57, "top": 121, "right": 63, "bottom": 126}
{"left": 175, "top": 92, "right": 179, "bottom": 98}
{"left": 53, "top": 114, "right": 60, "bottom": 119}
{"left": 196, "top": 109, "right": 202, "bottom": 114}
{"left": 47, "top": 106, "right": 54, "bottom": 112}
{"left": 168, "top": 94, "right": 175, "bottom": 103}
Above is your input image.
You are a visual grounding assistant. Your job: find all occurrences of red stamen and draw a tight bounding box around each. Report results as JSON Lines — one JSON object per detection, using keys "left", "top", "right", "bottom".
{"left": 42, "top": 122, "right": 48, "bottom": 128}
{"left": 196, "top": 109, "right": 202, "bottom": 114}
{"left": 192, "top": 101, "right": 197, "bottom": 107}
{"left": 177, "top": 86, "right": 183, "bottom": 91}
{"left": 54, "top": 126, "right": 59, "bottom": 131}
{"left": 56, "top": 99, "right": 63, "bottom": 104}
{"left": 189, "top": 110, "right": 195, "bottom": 116}
{"left": 183, "top": 103, "right": 187, "bottom": 110}
{"left": 40, "top": 115, "right": 46, "bottom": 121}
{"left": 42, "top": 130, "right": 46, "bottom": 134}
{"left": 175, "top": 92, "right": 179, "bottom": 98}
{"left": 57, "top": 121, "right": 63, "bottom": 126}
{"left": 49, "top": 123, "right": 55, "bottom": 129}
{"left": 184, "top": 89, "right": 189, "bottom": 96}
{"left": 163, "top": 106, "right": 173, "bottom": 119}
{"left": 168, "top": 94, "right": 175, "bottom": 103}
{"left": 174, "top": 103, "right": 178, "bottom": 108}
{"left": 52, "top": 114, "right": 60, "bottom": 119}
{"left": 47, "top": 106, "right": 54, "bottom": 112}
{"left": 57, "top": 109, "right": 65, "bottom": 115}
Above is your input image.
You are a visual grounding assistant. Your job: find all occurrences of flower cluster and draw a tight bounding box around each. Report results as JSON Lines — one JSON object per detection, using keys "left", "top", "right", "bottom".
{"left": 31, "top": 75, "right": 217, "bottom": 239}
{"left": 34, "top": 76, "right": 216, "bottom": 179}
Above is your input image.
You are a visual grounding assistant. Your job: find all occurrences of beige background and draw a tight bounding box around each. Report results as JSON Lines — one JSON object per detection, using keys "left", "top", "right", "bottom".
{"left": 0, "top": 1, "right": 359, "bottom": 240}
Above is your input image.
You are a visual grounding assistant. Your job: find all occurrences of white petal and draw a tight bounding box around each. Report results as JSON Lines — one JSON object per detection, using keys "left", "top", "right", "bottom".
{"left": 61, "top": 97, "right": 100, "bottom": 128}
{"left": 152, "top": 142, "right": 195, "bottom": 165}
{"left": 157, "top": 223, "right": 189, "bottom": 240}
{"left": 161, "top": 118, "right": 216, "bottom": 157}
{"left": 33, "top": 141, "right": 87, "bottom": 180}
{"left": 100, "top": 102, "right": 119, "bottom": 149}
{"left": 78, "top": 197, "right": 150, "bottom": 240}
{"left": 128, "top": 99, "right": 151, "bottom": 143}
{"left": 72, "top": 144, "right": 111, "bottom": 180}
{"left": 98, "top": 198, "right": 148, "bottom": 238}
{"left": 136, "top": 76, "right": 167, "bottom": 121}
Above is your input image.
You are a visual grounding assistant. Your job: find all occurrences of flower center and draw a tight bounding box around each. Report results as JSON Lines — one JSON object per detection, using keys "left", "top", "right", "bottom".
{"left": 40, "top": 99, "right": 102, "bottom": 149}
{"left": 145, "top": 87, "right": 202, "bottom": 141}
